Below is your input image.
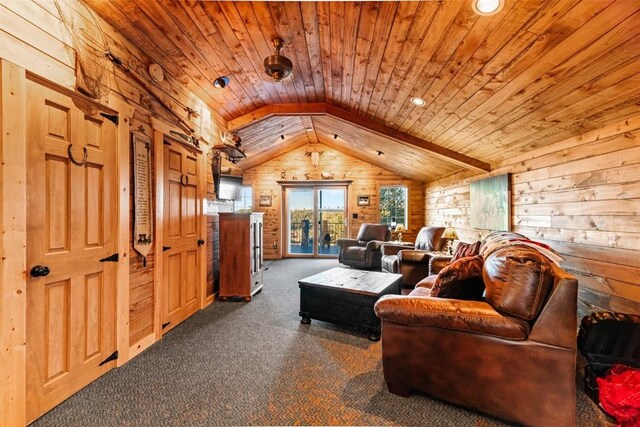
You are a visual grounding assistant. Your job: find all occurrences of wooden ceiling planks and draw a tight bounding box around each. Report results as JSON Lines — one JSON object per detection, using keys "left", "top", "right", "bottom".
{"left": 88, "top": 0, "right": 640, "bottom": 178}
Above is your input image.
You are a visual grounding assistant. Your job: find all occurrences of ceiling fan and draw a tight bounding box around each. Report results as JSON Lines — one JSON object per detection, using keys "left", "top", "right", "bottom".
{"left": 264, "top": 38, "right": 292, "bottom": 82}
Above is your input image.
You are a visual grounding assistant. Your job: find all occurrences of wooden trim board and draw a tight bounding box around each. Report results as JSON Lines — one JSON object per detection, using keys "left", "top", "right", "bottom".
{"left": 0, "top": 59, "right": 28, "bottom": 427}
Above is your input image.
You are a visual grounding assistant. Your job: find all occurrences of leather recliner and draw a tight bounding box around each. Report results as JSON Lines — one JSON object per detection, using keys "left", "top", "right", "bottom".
{"left": 337, "top": 223, "right": 391, "bottom": 269}
{"left": 374, "top": 246, "right": 578, "bottom": 427}
{"left": 380, "top": 226, "right": 447, "bottom": 287}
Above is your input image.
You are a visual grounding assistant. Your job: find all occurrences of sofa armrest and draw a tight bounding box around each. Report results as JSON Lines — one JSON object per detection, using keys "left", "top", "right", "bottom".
{"left": 429, "top": 254, "right": 453, "bottom": 274}
{"left": 337, "top": 238, "right": 359, "bottom": 249}
{"left": 397, "top": 250, "right": 431, "bottom": 264}
{"left": 382, "top": 243, "right": 414, "bottom": 256}
{"left": 374, "top": 295, "right": 530, "bottom": 340}
{"left": 366, "top": 240, "right": 387, "bottom": 251}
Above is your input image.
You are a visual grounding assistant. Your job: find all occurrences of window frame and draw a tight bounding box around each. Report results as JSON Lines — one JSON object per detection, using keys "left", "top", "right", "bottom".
{"left": 233, "top": 185, "right": 253, "bottom": 213}
{"left": 378, "top": 185, "right": 408, "bottom": 228}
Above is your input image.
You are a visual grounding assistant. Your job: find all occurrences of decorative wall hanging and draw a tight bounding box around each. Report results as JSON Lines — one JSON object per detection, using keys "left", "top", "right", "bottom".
{"left": 259, "top": 195, "right": 272, "bottom": 207}
{"left": 357, "top": 195, "right": 370, "bottom": 206}
{"left": 470, "top": 174, "right": 510, "bottom": 231}
{"left": 132, "top": 133, "right": 153, "bottom": 259}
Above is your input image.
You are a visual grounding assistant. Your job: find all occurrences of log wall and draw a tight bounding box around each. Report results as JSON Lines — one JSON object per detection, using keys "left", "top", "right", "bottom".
{"left": 425, "top": 115, "right": 640, "bottom": 319}
{"left": 0, "top": 0, "right": 226, "bottom": 347}
{"left": 242, "top": 143, "right": 424, "bottom": 259}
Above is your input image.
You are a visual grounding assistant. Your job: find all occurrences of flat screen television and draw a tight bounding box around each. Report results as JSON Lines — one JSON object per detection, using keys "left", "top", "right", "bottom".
{"left": 217, "top": 174, "right": 243, "bottom": 201}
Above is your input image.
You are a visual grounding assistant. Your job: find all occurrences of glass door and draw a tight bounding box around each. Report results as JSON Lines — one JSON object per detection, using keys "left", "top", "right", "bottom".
{"left": 316, "top": 188, "right": 346, "bottom": 256}
{"left": 287, "top": 188, "right": 314, "bottom": 256}
{"left": 285, "top": 186, "right": 347, "bottom": 257}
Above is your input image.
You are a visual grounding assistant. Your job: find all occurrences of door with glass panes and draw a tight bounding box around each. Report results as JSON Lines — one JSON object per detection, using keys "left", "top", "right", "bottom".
{"left": 284, "top": 186, "right": 347, "bottom": 257}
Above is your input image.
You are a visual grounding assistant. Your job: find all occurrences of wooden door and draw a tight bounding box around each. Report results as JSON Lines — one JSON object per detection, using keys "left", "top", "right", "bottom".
{"left": 25, "top": 81, "right": 118, "bottom": 423}
{"left": 162, "top": 141, "right": 202, "bottom": 333}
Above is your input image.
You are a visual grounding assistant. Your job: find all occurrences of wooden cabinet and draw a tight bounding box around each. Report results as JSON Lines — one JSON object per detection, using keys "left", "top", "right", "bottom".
{"left": 219, "top": 213, "right": 264, "bottom": 301}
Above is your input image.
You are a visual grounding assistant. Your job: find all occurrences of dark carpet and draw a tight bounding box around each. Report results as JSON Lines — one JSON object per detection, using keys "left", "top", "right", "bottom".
{"left": 33, "top": 259, "right": 612, "bottom": 426}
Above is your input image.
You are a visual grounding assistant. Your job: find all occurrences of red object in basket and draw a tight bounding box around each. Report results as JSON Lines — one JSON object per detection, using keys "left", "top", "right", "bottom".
{"left": 596, "top": 364, "right": 640, "bottom": 427}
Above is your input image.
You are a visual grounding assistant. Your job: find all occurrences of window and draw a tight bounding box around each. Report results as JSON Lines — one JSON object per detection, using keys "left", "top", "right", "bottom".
{"left": 233, "top": 186, "right": 253, "bottom": 213}
{"left": 379, "top": 186, "right": 408, "bottom": 228}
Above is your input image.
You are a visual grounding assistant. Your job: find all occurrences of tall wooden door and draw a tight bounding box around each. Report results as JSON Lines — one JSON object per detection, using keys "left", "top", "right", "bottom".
{"left": 25, "top": 81, "right": 118, "bottom": 423}
{"left": 162, "top": 141, "right": 202, "bottom": 333}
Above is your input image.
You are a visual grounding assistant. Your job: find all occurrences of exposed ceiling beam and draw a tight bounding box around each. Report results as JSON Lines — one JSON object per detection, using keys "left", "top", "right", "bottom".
{"left": 300, "top": 116, "right": 319, "bottom": 143}
{"left": 227, "top": 103, "right": 490, "bottom": 172}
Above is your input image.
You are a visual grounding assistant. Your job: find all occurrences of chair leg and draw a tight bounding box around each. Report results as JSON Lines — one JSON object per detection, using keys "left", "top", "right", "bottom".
{"left": 386, "top": 382, "right": 410, "bottom": 397}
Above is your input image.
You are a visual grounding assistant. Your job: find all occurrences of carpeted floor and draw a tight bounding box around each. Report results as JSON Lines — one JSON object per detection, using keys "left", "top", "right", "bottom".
{"left": 33, "top": 259, "right": 613, "bottom": 426}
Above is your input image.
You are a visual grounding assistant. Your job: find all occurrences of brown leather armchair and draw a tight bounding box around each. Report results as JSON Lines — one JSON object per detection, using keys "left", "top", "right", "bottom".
{"left": 374, "top": 246, "right": 578, "bottom": 427}
{"left": 337, "top": 223, "right": 391, "bottom": 269}
{"left": 381, "top": 226, "right": 447, "bottom": 287}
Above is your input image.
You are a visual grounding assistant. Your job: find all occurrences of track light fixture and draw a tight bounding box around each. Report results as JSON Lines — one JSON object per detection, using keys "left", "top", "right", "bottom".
{"left": 213, "top": 76, "right": 230, "bottom": 89}
{"left": 334, "top": 134, "right": 338, "bottom": 139}
{"left": 281, "top": 134, "right": 285, "bottom": 140}
{"left": 377, "top": 150, "right": 384, "bottom": 156}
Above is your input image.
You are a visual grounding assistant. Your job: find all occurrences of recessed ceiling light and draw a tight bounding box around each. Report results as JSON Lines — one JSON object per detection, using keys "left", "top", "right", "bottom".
{"left": 306, "top": 127, "right": 313, "bottom": 132}
{"left": 472, "top": 0, "right": 505, "bottom": 16}
{"left": 411, "top": 97, "right": 426, "bottom": 106}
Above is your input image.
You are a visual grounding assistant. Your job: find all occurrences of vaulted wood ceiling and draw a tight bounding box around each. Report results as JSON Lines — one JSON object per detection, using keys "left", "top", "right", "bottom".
{"left": 87, "top": 0, "right": 640, "bottom": 181}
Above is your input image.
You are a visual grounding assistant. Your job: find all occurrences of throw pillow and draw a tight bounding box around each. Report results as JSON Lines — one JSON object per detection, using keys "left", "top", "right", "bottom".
{"left": 451, "top": 240, "right": 482, "bottom": 262}
{"left": 430, "top": 255, "right": 485, "bottom": 301}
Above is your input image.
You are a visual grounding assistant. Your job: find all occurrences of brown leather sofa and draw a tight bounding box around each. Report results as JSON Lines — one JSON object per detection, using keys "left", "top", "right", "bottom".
{"left": 374, "top": 246, "right": 578, "bottom": 427}
{"left": 337, "top": 223, "right": 391, "bottom": 269}
{"left": 381, "top": 226, "right": 446, "bottom": 287}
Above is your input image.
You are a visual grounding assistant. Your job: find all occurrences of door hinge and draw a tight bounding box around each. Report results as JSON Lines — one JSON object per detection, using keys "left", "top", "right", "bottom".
{"left": 100, "top": 253, "right": 119, "bottom": 262}
{"left": 100, "top": 112, "right": 119, "bottom": 125}
{"left": 162, "top": 321, "right": 171, "bottom": 329}
{"left": 99, "top": 351, "right": 118, "bottom": 366}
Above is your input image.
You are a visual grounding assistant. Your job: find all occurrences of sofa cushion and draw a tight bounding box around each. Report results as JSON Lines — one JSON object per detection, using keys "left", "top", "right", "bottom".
{"left": 451, "top": 240, "right": 481, "bottom": 262}
{"left": 483, "top": 246, "right": 554, "bottom": 321}
{"left": 414, "top": 227, "right": 445, "bottom": 251}
{"left": 430, "top": 255, "right": 485, "bottom": 301}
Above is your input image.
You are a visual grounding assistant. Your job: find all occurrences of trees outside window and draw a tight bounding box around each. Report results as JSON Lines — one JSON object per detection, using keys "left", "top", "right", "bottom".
{"left": 379, "top": 186, "right": 407, "bottom": 228}
{"left": 233, "top": 186, "right": 253, "bottom": 213}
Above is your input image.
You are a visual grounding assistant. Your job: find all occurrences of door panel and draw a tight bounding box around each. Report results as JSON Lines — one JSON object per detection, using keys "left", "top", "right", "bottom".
{"left": 26, "top": 81, "right": 118, "bottom": 423}
{"left": 162, "top": 142, "right": 202, "bottom": 333}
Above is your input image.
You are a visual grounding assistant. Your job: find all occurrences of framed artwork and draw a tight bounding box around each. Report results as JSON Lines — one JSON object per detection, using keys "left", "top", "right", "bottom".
{"left": 470, "top": 174, "right": 510, "bottom": 231}
{"left": 259, "top": 195, "right": 272, "bottom": 207}
{"left": 357, "top": 195, "right": 370, "bottom": 206}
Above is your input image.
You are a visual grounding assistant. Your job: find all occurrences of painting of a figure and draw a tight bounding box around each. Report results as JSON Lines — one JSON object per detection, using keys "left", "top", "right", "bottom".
{"left": 470, "top": 174, "right": 510, "bottom": 231}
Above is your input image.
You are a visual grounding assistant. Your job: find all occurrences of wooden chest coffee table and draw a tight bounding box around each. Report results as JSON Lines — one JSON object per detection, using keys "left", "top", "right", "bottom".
{"left": 298, "top": 267, "right": 402, "bottom": 341}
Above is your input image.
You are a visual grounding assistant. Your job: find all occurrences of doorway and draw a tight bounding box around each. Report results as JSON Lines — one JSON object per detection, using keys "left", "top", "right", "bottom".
{"left": 284, "top": 185, "right": 347, "bottom": 257}
{"left": 161, "top": 140, "right": 203, "bottom": 334}
{"left": 25, "top": 79, "right": 118, "bottom": 423}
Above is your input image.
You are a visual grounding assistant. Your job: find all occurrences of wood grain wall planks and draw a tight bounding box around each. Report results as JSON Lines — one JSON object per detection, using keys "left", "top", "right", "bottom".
{"left": 242, "top": 144, "right": 424, "bottom": 259}
{"left": 425, "top": 115, "right": 640, "bottom": 319}
{"left": 0, "top": 0, "right": 226, "bottom": 349}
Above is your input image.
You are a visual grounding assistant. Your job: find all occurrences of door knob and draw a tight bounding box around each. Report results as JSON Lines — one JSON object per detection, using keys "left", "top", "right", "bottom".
{"left": 197, "top": 239, "right": 205, "bottom": 246}
{"left": 30, "top": 265, "right": 50, "bottom": 277}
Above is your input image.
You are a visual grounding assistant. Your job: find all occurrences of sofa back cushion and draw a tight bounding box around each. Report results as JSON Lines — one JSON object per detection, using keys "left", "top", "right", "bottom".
{"left": 414, "top": 227, "right": 445, "bottom": 251}
{"left": 357, "top": 223, "right": 390, "bottom": 243}
{"left": 483, "top": 246, "right": 554, "bottom": 321}
{"left": 430, "top": 255, "right": 485, "bottom": 301}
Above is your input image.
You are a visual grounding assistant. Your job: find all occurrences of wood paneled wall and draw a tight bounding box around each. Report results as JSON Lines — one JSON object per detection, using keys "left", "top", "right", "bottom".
{"left": 0, "top": 0, "right": 226, "bottom": 348}
{"left": 242, "top": 143, "right": 424, "bottom": 259}
{"left": 425, "top": 115, "right": 640, "bottom": 319}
